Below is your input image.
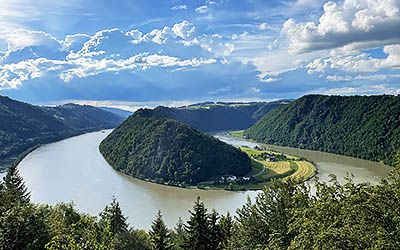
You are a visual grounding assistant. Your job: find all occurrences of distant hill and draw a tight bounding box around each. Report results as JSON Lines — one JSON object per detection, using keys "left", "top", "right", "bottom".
{"left": 100, "top": 107, "right": 133, "bottom": 119}
{"left": 0, "top": 96, "right": 124, "bottom": 170}
{"left": 99, "top": 109, "right": 251, "bottom": 185}
{"left": 147, "top": 100, "right": 288, "bottom": 132}
{"left": 245, "top": 95, "right": 400, "bottom": 165}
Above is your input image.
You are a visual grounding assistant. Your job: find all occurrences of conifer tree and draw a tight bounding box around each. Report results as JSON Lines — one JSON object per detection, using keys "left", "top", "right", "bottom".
{"left": 149, "top": 210, "right": 171, "bottom": 250}
{"left": 100, "top": 197, "right": 128, "bottom": 235}
{"left": 4, "top": 165, "right": 30, "bottom": 204}
{"left": 171, "top": 217, "right": 186, "bottom": 250}
{"left": 208, "top": 209, "right": 223, "bottom": 250}
{"left": 184, "top": 196, "right": 210, "bottom": 250}
{"left": 219, "top": 212, "right": 233, "bottom": 249}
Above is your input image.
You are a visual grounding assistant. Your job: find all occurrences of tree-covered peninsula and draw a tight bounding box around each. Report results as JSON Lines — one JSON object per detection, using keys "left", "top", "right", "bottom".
{"left": 99, "top": 109, "right": 252, "bottom": 185}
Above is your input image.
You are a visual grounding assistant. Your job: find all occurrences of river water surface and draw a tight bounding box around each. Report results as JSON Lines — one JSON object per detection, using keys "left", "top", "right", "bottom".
{"left": 17, "top": 130, "right": 391, "bottom": 229}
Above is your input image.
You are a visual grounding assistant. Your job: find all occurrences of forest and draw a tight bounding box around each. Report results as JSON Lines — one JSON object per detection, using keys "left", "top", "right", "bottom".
{"left": 1, "top": 154, "right": 399, "bottom": 249}
{"left": 147, "top": 100, "right": 288, "bottom": 132}
{"left": 245, "top": 95, "right": 400, "bottom": 165}
{"left": 0, "top": 96, "right": 124, "bottom": 170}
{"left": 99, "top": 108, "right": 252, "bottom": 186}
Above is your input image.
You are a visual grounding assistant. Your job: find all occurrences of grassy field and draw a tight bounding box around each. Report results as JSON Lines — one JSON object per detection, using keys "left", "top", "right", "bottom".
{"left": 197, "top": 145, "right": 317, "bottom": 191}
{"left": 228, "top": 130, "right": 245, "bottom": 139}
{"left": 241, "top": 146, "right": 316, "bottom": 184}
{"left": 289, "top": 161, "right": 317, "bottom": 181}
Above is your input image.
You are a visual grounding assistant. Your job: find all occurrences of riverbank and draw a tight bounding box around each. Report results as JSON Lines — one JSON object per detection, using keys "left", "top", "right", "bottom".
{"left": 102, "top": 134, "right": 317, "bottom": 192}
{"left": 0, "top": 127, "right": 116, "bottom": 173}
{"left": 196, "top": 145, "right": 317, "bottom": 191}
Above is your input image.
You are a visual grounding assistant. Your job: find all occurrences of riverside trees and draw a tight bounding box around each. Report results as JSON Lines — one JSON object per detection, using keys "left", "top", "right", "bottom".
{"left": 1, "top": 155, "right": 400, "bottom": 249}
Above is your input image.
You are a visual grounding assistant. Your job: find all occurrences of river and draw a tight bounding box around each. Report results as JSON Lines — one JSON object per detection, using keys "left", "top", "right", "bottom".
{"left": 16, "top": 130, "right": 391, "bottom": 229}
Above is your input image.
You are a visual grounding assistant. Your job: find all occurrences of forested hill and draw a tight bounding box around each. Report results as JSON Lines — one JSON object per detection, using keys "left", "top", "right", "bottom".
{"left": 149, "top": 100, "right": 288, "bottom": 132}
{"left": 0, "top": 96, "right": 124, "bottom": 170}
{"left": 245, "top": 95, "right": 400, "bottom": 165}
{"left": 99, "top": 109, "right": 251, "bottom": 185}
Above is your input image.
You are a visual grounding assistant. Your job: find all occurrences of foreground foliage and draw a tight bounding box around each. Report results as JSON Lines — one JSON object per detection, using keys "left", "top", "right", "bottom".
{"left": 1, "top": 155, "right": 399, "bottom": 249}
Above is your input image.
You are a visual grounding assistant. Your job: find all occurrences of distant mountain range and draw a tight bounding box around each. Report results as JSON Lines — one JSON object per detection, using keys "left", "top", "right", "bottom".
{"left": 245, "top": 95, "right": 400, "bottom": 165}
{"left": 144, "top": 100, "right": 289, "bottom": 132}
{"left": 100, "top": 107, "right": 133, "bottom": 119}
{"left": 99, "top": 108, "right": 252, "bottom": 185}
{"left": 0, "top": 96, "right": 124, "bottom": 170}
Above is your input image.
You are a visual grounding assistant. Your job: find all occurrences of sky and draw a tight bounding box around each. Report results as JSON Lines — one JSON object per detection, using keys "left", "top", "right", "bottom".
{"left": 0, "top": 0, "right": 399, "bottom": 109}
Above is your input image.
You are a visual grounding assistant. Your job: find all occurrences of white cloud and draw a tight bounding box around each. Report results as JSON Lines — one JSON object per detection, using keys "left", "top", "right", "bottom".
{"left": 196, "top": 5, "right": 209, "bottom": 14}
{"left": 307, "top": 44, "right": 400, "bottom": 73}
{"left": 125, "top": 29, "right": 143, "bottom": 44}
{"left": 144, "top": 27, "right": 171, "bottom": 45}
{"left": 259, "top": 22, "right": 268, "bottom": 31}
{"left": 313, "top": 84, "right": 400, "bottom": 95}
{"left": 283, "top": 0, "right": 400, "bottom": 53}
{"left": 249, "top": 87, "right": 261, "bottom": 93}
{"left": 63, "top": 33, "right": 90, "bottom": 51}
{"left": 326, "top": 75, "right": 353, "bottom": 82}
{"left": 171, "top": 5, "right": 187, "bottom": 11}
{"left": 6, "top": 29, "right": 62, "bottom": 52}
{"left": 0, "top": 53, "right": 217, "bottom": 88}
{"left": 172, "top": 21, "right": 196, "bottom": 39}
{"left": 260, "top": 77, "right": 279, "bottom": 83}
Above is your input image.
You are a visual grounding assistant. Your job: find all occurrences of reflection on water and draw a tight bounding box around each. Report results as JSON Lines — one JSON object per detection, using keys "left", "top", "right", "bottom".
{"left": 17, "top": 130, "right": 391, "bottom": 229}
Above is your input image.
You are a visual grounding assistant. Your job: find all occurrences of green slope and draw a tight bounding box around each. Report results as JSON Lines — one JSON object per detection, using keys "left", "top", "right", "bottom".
{"left": 0, "top": 96, "right": 123, "bottom": 169}
{"left": 99, "top": 109, "right": 252, "bottom": 185}
{"left": 245, "top": 95, "right": 400, "bottom": 165}
{"left": 148, "top": 100, "right": 288, "bottom": 132}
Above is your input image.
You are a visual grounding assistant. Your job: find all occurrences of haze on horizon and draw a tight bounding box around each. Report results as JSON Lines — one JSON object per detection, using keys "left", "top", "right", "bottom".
{"left": 0, "top": 0, "right": 399, "bottom": 108}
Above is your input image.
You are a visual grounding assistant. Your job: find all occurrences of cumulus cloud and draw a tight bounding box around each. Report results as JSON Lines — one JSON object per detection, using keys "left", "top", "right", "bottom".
{"left": 172, "top": 21, "right": 196, "bottom": 39}
{"left": 307, "top": 44, "right": 400, "bottom": 74}
{"left": 6, "top": 29, "right": 63, "bottom": 52}
{"left": 0, "top": 53, "right": 217, "bottom": 88}
{"left": 283, "top": 0, "right": 400, "bottom": 53}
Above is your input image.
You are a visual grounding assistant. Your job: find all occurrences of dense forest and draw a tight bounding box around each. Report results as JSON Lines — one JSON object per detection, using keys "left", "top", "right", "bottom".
{"left": 1, "top": 153, "right": 399, "bottom": 249}
{"left": 0, "top": 96, "right": 124, "bottom": 170}
{"left": 99, "top": 109, "right": 252, "bottom": 185}
{"left": 149, "top": 100, "right": 288, "bottom": 132}
{"left": 245, "top": 95, "right": 400, "bottom": 165}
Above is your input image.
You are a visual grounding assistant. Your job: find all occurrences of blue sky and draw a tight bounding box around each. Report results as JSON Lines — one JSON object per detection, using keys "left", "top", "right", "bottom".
{"left": 0, "top": 0, "right": 399, "bottom": 109}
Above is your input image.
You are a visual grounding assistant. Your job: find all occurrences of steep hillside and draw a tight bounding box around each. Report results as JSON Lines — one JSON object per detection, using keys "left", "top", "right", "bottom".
{"left": 245, "top": 95, "right": 400, "bottom": 165}
{"left": 148, "top": 101, "right": 287, "bottom": 132}
{"left": 0, "top": 96, "right": 123, "bottom": 169}
{"left": 99, "top": 109, "right": 252, "bottom": 185}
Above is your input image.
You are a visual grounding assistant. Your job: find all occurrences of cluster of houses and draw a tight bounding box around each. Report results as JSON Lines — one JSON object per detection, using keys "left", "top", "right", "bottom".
{"left": 219, "top": 175, "right": 251, "bottom": 184}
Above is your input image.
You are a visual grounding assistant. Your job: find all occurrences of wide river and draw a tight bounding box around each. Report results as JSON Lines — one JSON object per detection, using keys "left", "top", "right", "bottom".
{"left": 16, "top": 130, "right": 391, "bottom": 229}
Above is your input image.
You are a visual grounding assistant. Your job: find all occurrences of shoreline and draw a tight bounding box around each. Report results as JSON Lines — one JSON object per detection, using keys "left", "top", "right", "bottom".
{"left": 100, "top": 134, "right": 318, "bottom": 192}
{"left": 1, "top": 128, "right": 115, "bottom": 173}
{"left": 227, "top": 130, "right": 390, "bottom": 168}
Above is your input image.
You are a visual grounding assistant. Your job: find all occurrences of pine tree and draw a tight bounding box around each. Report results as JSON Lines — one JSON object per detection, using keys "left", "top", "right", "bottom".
{"left": 171, "top": 217, "right": 186, "bottom": 250}
{"left": 149, "top": 210, "right": 171, "bottom": 250}
{"left": 218, "top": 212, "right": 233, "bottom": 249}
{"left": 4, "top": 165, "right": 30, "bottom": 204}
{"left": 208, "top": 209, "right": 223, "bottom": 250}
{"left": 184, "top": 196, "right": 210, "bottom": 250}
{"left": 100, "top": 197, "right": 128, "bottom": 235}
